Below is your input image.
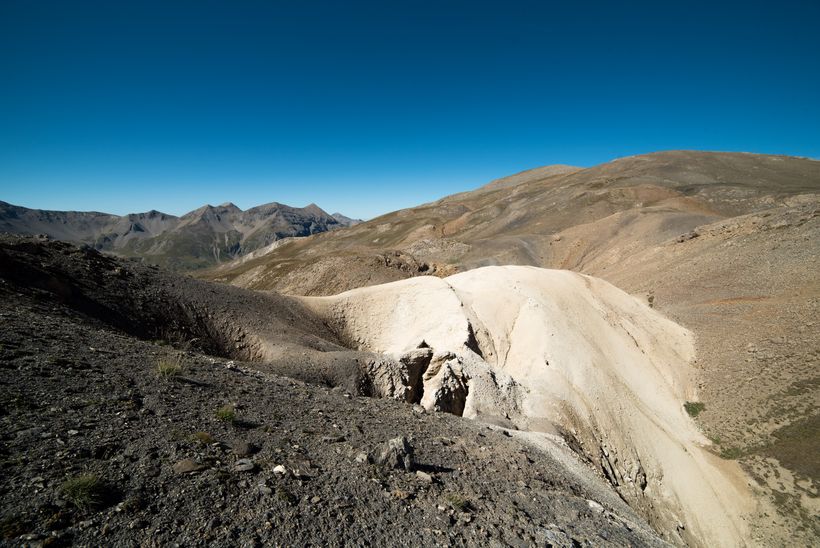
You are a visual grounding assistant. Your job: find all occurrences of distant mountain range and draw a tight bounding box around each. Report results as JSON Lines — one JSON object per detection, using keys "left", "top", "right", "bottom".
{"left": 0, "top": 200, "right": 360, "bottom": 270}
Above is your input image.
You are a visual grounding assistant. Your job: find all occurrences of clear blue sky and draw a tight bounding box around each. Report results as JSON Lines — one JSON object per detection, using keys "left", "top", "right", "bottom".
{"left": 1, "top": 1, "right": 818, "bottom": 219}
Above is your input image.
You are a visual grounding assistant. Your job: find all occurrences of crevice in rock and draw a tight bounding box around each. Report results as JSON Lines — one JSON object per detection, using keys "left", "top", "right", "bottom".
{"left": 399, "top": 347, "right": 433, "bottom": 404}
{"left": 420, "top": 356, "right": 469, "bottom": 417}
{"left": 457, "top": 378, "right": 470, "bottom": 417}
{"left": 465, "top": 321, "right": 483, "bottom": 358}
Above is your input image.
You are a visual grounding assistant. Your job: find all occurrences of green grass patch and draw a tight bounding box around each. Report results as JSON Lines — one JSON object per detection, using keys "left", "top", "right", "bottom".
{"left": 684, "top": 401, "right": 706, "bottom": 418}
{"left": 758, "top": 413, "right": 820, "bottom": 481}
{"left": 720, "top": 446, "right": 744, "bottom": 460}
{"left": 191, "top": 431, "right": 215, "bottom": 445}
{"left": 443, "top": 493, "right": 472, "bottom": 512}
{"left": 61, "top": 474, "right": 108, "bottom": 509}
{"left": 156, "top": 354, "right": 185, "bottom": 378}
{"left": 215, "top": 405, "right": 236, "bottom": 423}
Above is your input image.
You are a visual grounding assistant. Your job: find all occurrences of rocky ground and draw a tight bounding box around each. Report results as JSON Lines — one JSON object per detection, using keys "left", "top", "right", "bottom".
{"left": 594, "top": 202, "right": 820, "bottom": 546}
{"left": 0, "top": 235, "right": 666, "bottom": 547}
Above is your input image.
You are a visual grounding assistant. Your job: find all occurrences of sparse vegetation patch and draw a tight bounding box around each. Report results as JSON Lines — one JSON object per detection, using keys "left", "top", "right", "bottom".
{"left": 191, "top": 431, "right": 215, "bottom": 445}
{"left": 215, "top": 405, "right": 236, "bottom": 423}
{"left": 156, "top": 353, "right": 185, "bottom": 378}
{"left": 444, "top": 493, "right": 472, "bottom": 512}
{"left": 684, "top": 401, "right": 706, "bottom": 418}
{"left": 61, "top": 474, "right": 108, "bottom": 509}
{"left": 720, "top": 447, "right": 743, "bottom": 460}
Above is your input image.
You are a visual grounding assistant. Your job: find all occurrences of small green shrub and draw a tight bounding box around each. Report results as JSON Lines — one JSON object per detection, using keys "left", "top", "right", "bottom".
{"left": 156, "top": 354, "right": 185, "bottom": 378}
{"left": 684, "top": 401, "right": 706, "bottom": 418}
{"left": 215, "top": 405, "right": 236, "bottom": 423}
{"left": 276, "top": 487, "right": 297, "bottom": 506}
{"left": 61, "top": 474, "right": 107, "bottom": 509}
{"left": 720, "top": 447, "right": 743, "bottom": 460}
{"left": 444, "top": 493, "right": 471, "bottom": 512}
{"left": 191, "top": 431, "right": 215, "bottom": 445}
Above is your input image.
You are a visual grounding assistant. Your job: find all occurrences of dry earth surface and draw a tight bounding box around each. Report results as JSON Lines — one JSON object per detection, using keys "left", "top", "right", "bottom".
{"left": 0, "top": 236, "right": 669, "bottom": 547}
{"left": 204, "top": 151, "right": 820, "bottom": 545}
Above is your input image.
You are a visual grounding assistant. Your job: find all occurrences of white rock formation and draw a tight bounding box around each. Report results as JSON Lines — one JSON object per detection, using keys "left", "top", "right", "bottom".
{"left": 299, "top": 266, "right": 752, "bottom": 547}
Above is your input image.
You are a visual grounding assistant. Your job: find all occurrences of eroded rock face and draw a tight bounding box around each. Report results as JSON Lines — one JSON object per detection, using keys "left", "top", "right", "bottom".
{"left": 398, "top": 347, "right": 433, "bottom": 403}
{"left": 420, "top": 353, "right": 468, "bottom": 415}
{"left": 299, "top": 266, "right": 753, "bottom": 548}
{"left": 360, "top": 356, "right": 414, "bottom": 401}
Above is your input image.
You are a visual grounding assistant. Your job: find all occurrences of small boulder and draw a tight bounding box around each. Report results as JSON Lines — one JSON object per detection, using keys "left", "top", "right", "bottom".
{"left": 289, "top": 459, "right": 317, "bottom": 479}
{"left": 376, "top": 436, "right": 415, "bottom": 471}
{"left": 232, "top": 441, "right": 257, "bottom": 457}
{"left": 233, "top": 459, "right": 255, "bottom": 473}
{"left": 415, "top": 471, "right": 433, "bottom": 483}
{"left": 676, "top": 230, "right": 700, "bottom": 243}
{"left": 539, "top": 528, "right": 574, "bottom": 548}
{"left": 172, "top": 459, "right": 205, "bottom": 475}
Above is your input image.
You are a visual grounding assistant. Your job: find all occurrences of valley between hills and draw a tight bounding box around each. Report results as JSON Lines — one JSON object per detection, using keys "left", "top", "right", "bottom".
{"left": 1, "top": 150, "right": 818, "bottom": 547}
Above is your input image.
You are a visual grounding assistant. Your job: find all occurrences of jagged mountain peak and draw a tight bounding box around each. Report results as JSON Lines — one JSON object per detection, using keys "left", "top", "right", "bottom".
{"left": 0, "top": 199, "right": 358, "bottom": 270}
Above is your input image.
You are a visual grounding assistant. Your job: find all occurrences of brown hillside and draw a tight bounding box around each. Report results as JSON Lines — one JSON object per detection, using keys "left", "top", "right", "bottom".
{"left": 203, "top": 150, "right": 820, "bottom": 544}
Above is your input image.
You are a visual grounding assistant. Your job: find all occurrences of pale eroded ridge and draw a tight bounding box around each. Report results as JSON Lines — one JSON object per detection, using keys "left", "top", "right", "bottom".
{"left": 300, "top": 266, "right": 753, "bottom": 547}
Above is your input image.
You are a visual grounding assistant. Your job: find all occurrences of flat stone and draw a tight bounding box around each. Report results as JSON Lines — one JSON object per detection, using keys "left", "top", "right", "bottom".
{"left": 290, "top": 459, "right": 316, "bottom": 478}
{"left": 233, "top": 458, "right": 255, "bottom": 472}
{"left": 415, "top": 471, "right": 433, "bottom": 483}
{"left": 232, "top": 441, "right": 257, "bottom": 457}
{"left": 539, "top": 528, "right": 573, "bottom": 548}
{"left": 172, "top": 459, "right": 205, "bottom": 475}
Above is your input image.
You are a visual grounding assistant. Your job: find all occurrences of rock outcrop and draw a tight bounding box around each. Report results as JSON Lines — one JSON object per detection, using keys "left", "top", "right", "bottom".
{"left": 300, "top": 266, "right": 753, "bottom": 547}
